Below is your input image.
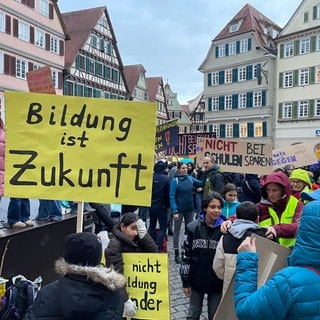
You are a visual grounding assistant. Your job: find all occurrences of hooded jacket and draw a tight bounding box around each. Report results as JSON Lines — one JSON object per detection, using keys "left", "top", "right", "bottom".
{"left": 240, "top": 174, "right": 261, "bottom": 203}
{"left": 23, "top": 259, "right": 126, "bottom": 320}
{"left": 257, "top": 171, "right": 303, "bottom": 240}
{"left": 151, "top": 161, "right": 170, "bottom": 209}
{"left": 234, "top": 200, "right": 320, "bottom": 320}
{"left": 289, "top": 168, "right": 313, "bottom": 200}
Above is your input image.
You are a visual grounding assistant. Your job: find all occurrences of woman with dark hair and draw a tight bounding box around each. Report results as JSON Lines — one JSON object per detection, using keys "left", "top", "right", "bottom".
{"left": 105, "top": 212, "right": 158, "bottom": 318}
{"left": 221, "top": 183, "right": 240, "bottom": 219}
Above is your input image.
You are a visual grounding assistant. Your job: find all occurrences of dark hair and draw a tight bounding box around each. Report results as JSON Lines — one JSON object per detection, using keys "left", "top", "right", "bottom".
{"left": 221, "top": 183, "right": 237, "bottom": 198}
{"left": 236, "top": 201, "right": 259, "bottom": 222}
{"left": 120, "top": 212, "right": 138, "bottom": 226}
{"left": 202, "top": 191, "right": 224, "bottom": 210}
{"left": 177, "top": 162, "right": 188, "bottom": 169}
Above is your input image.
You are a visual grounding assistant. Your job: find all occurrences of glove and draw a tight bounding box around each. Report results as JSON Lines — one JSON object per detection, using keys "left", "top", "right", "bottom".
{"left": 137, "top": 219, "right": 147, "bottom": 239}
{"left": 123, "top": 298, "right": 137, "bottom": 317}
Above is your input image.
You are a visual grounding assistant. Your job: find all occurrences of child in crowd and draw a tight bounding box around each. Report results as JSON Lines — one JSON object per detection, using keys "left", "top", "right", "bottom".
{"left": 180, "top": 192, "right": 225, "bottom": 320}
{"left": 213, "top": 201, "right": 277, "bottom": 296}
{"left": 221, "top": 183, "right": 240, "bottom": 219}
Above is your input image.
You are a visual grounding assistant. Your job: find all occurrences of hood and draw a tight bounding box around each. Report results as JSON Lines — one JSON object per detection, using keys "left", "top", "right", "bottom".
{"left": 228, "top": 219, "right": 259, "bottom": 239}
{"left": 55, "top": 258, "right": 126, "bottom": 291}
{"left": 260, "top": 171, "right": 291, "bottom": 200}
{"left": 288, "top": 201, "right": 320, "bottom": 269}
{"left": 154, "top": 160, "right": 167, "bottom": 173}
{"left": 206, "top": 165, "right": 223, "bottom": 174}
{"left": 289, "top": 168, "right": 312, "bottom": 189}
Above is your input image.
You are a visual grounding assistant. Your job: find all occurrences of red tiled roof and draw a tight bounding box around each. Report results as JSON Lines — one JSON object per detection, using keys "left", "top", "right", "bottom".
{"left": 123, "top": 64, "right": 146, "bottom": 98}
{"left": 62, "top": 7, "right": 105, "bottom": 68}
{"left": 214, "top": 3, "right": 281, "bottom": 48}
{"left": 146, "top": 77, "right": 162, "bottom": 102}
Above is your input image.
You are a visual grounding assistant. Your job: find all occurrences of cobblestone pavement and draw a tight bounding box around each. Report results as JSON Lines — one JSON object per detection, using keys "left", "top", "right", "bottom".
{"left": 167, "top": 225, "right": 208, "bottom": 320}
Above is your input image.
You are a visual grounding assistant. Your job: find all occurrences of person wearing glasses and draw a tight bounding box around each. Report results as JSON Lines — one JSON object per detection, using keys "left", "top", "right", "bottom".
{"left": 289, "top": 168, "right": 313, "bottom": 202}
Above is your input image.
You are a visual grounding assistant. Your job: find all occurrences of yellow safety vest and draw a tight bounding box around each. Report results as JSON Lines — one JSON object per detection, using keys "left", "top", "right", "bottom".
{"left": 259, "top": 196, "right": 298, "bottom": 247}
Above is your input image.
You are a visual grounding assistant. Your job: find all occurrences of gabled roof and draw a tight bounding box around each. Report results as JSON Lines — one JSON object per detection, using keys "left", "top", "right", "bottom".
{"left": 214, "top": 3, "right": 281, "bottom": 48}
{"left": 146, "top": 76, "right": 163, "bottom": 102}
{"left": 123, "top": 64, "right": 146, "bottom": 97}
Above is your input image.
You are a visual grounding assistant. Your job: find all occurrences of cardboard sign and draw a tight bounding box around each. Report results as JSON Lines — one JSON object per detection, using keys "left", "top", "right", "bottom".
{"left": 196, "top": 138, "right": 273, "bottom": 175}
{"left": 26, "top": 65, "right": 56, "bottom": 94}
{"left": 155, "top": 119, "right": 179, "bottom": 152}
{"left": 122, "top": 253, "right": 170, "bottom": 320}
{"left": 213, "top": 236, "right": 291, "bottom": 320}
{"left": 176, "top": 132, "right": 216, "bottom": 155}
{"left": 273, "top": 143, "right": 318, "bottom": 170}
{"left": 4, "top": 91, "right": 157, "bottom": 205}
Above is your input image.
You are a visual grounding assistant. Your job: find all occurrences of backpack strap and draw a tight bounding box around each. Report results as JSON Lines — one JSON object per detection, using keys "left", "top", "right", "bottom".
{"left": 305, "top": 266, "right": 320, "bottom": 275}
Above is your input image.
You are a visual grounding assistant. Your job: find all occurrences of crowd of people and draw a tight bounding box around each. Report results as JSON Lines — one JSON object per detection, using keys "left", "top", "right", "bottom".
{"left": 4, "top": 153, "right": 320, "bottom": 319}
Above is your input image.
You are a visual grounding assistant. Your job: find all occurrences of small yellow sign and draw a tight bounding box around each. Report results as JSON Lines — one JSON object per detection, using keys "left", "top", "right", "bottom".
{"left": 122, "top": 253, "right": 170, "bottom": 319}
{"left": 4, "top": 91, "right": 157, "bottom": 205}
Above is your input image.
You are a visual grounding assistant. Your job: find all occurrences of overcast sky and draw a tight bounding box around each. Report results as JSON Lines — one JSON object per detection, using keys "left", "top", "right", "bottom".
{"left": 58, "top": 0, "right": 302, "bottom": 104}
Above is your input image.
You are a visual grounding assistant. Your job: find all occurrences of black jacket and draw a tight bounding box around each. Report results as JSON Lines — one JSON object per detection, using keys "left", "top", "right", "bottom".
{"left": 23, "top": 259, "right": 126, "bottom": 320}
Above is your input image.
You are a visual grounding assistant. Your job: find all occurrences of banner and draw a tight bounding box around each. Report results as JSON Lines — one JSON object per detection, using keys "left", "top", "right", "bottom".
{"left": 4, "top": 91, "right": 157, "bottom": 205}
{"left": 196, "top": 137, "right": 273, "bottom": 175}
{"left": 26, "top": 65, "right": 56, "bottom": 94}
{"left": 122, "top": 253, "right": 170, "bottom": 320}
{"left": 176, "top": 132, "right": 216, "bottom": 155}
{"left": 155, "top": 119, "right": 179, "bottom": 152}
{"left": 273, "top": 143, "right": 318, "bottom": 170}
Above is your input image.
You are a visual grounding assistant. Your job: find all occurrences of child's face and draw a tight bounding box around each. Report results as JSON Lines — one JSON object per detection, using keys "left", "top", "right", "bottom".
{"left": 121, "top": 221, "right": 138, "bottom": 240}
{"left": 225, "top": 190, "right": 237, "bottom": 202}
{"left": 204, "top": 199, "right": 222, "bottom": 222}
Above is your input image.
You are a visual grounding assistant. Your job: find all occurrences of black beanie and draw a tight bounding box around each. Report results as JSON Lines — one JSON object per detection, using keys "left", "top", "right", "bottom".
{"left": 64, "top": 232, "right": 102, "bottom": 267}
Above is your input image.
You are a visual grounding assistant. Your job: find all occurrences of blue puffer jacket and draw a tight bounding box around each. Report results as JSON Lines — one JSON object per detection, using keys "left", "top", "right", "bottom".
{"left": 235, "top": 200, "right": 320, "bottom": 320}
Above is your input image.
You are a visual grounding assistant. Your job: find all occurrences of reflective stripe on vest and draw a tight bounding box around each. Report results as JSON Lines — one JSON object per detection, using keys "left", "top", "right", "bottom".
{"left": 259, "top": 196, "right": 298, "bottom": 247}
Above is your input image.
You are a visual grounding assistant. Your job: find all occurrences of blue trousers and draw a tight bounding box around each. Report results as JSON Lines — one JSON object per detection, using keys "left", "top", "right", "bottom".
{"left": 36, "top": 200, "right": 62, "bottom": 221}
{"left": 7, "top": 198, "right": 30, "bottom": 225}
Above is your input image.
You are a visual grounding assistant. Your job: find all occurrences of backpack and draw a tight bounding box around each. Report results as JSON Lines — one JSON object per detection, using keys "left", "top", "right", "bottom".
{"left": 0, "top": 278, "right": 39, "bottom": 320}
{"left": 204, "top": 171, "right": 232, "bottom": 195}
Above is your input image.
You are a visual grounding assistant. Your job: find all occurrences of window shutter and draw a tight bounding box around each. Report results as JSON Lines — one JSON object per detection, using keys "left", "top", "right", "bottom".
{"left": 58, "top": 72, "right": 63, "bottom": 89}
{"left": 219, "top": 96, "right": 224, "bottom": 110}
{"left": 75, "top": 55, "right": 80, "bottom": 68}
{"left": 292, "top": 101, "right": 298, "bottom": 118}
{"left": 311, "top": 35, "right": 317, "bottom": 52}
{"left": 248, "top": 38, "right": 252, "bottom": 51}
{"left": 232, "top": 94, "right": 238, "bottom": 109}
{"left": 49, "top": 3, "right": 54, "bottom": 20}
{"left": 209, "top": 124, "right": 213, "bottom": 132}
{"left": 262, "top": 91, "right": 266, "bottom": 106}
{"left": 86, "top": 57, "right": 90, "bottom": 72}
{"left": 10, "top": 56, "right": 16, "bottom": 76}
{"left": 246, "top": 65, "right": 253, "bottom": 80}
{"left": 313, "top": 6, "right": 317, "bottom": 20}
{"left": 246, "top": 92, "right": 253, "bottom": 108}
{"left": 280, "top": 43, "right": 284, "bottom": 59}
{"left": 278, "top": 103, "right": 283, "bottom": 120}
{"left": 13, "top": 18, "right": 18, "bottom": 38}
{"left": 225, "top": 43, "right": 229, "bottom": 56}
{"left": 4, "top": 54, "right": 10, "bottom": 75}
{"left": 262, "top": 121, "right": 267, "bottom": 137}
{"left": 233, "top": 123, "right": 239, "bottom": 138}
{"left": 45, "top": 33, "right": 50, "bottom": 51}
{"left": 100, "top": 39, "right": 105, "bottom": 52}
{"left": 309, "top": 99, "right": 314, "bottom": 118}
{"left": 28, "top": 62, "right": 33, "bottom": 71}
{"left": 59, "top": 40, "right": 64, "bottom": 56}
{"left": 215, "top": 46, "right": 219, "bottom": 58}
{"left": 293, "top": 69, "right": 299, "bottom": 87}
{"left": 294, "top": 40, "right": 299, "bottom": 56}
{"left": 247, "top": 122, "right": 254, "bottom": 137}
{"left": 220, "top": 124, "right": 226, "bottom": 138}
{"left": 232, "top": 68, "right": 238, "bottom": 82}
{"left": 236, "top": 41, "right": 240, "bottom": 54}
{"left": 219, "top": 71, "right": 224, "bottom": 84}
{"left": 208, "top": 73, "right": 212, "bottom": 86}
{"left": 279, "top": 72, "right": 283, "bottom": 88}
{"left": 310, "top": 66, "right": 315, "bottom": 84}
{"left": 5, "top": 16, "right": 11, "bottom": 35}
{"left": 30, "top": 26, "right": 34, "bottom": 44}
{"left": 208, "top": 97, "right": 212, "bottom": 111}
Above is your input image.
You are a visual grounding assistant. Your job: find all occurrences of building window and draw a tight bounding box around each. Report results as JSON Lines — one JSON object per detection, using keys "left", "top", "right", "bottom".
{"left": 315, "top": 99, "right": 320, "bottom": 116}
{"left": 212, "top": 124, "right": 220, "bottom": 138}
{"left": 85, "top": 87, "right": 93, "bottom": 97}
{"left": 283, "top": 102, "right": 292, "bottom": 119}
{"left": 18, "top": 21, "right": 29, "bottom": 42}
{"left": 96, "top": 62, "right": 103, "bottom": 77}
{"left": 284, "top": 71, "right": 293, "bottom": 88}
{"left": 78, "top": 55, "right": 85, "bottom": 70}
{"left": 298, "top": 100, "right": 308, "bottom": 117}
{"left": 255, "top": 122, "right": 263, "bottom": 137}
{"left": 0, "top": 52, "right": 3, "bottom": 74}
{"left": 35, "top": 29, "right": 45, "bottom": 48}
{"left": 300, "top": 37, "right": 310, "bottom": 54}
{"left": 77, "top": 84, "right": 84, "bottom": 96}
{"left": 304, "top": 12, "right": 309, "bottom": 23}
{"left": 39, "top": 0, "right": 49, "bottom": 17}
{"left": 239, "top": 93, "right": 246, "bottom": 108}
{"left": 229, "top": 42, "right": 236, "bottom": 55}
{"left": 225, "top": 95, "right": 232, "bottom": 110}
{"left": 66, "top": 81, "right": 73, "bottom": 95}
{"left": 212, "top": 72, "right": 219, "bottom": 85}
{"left": 299, "top": 68, "right": 309, "bottom": 86}
{"left": 0, "top": 12, "right": 4, "bottom": 33}
{"left": 316, "top": 4, "right": 320, "bottom": 19}
{"left": 225, "top": 69, "right": 232, "bottom": 83}
{"left": 253, "top": 91, "right": 262, "bottom": 107}
{"left": 51, "top": 70, "right": 58, "bottom": 88}
{"left": 240, "top": 39, "right": 248, "bottom": 52}
{"left": 240, "top": 124, "right": 247, "bottom": 137}
{"left": 226, "top": 124, "right": 233, "bottom": 137}
{"left": 16, "top": 58, "right": 28, "bottom": 79}
{"left": 284, "top": 42, "right": 294, "bottom": 58}
{"left": 238, "top": 67, "right": 246, "bottom": 81}
{"left": 50, "top": 36, "right": 60, "bottom": 54}
{"left": 212, "top": 97, "right": 219, "bottom": 111}
{"left": 90, "top": 35, "right": 98, "bottom": 48}
{"left": 218, "top": 45, "right": 226, "bottom": 57}
{"left": 88, "top": 59, "right": 94, "bottom": 74}
{"left": 229, "top": 24, "right": 238, "bottom": 33}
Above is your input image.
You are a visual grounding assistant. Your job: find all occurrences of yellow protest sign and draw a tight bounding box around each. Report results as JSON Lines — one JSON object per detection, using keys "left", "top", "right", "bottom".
{"left": 122, "top": 253, "right": 170, "bottom": 320}
{"left": 196, "top": 137, "right": 273, "bottom": 175}
{"left": 4, "top": 91, "right": 157, "bottom": 205}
